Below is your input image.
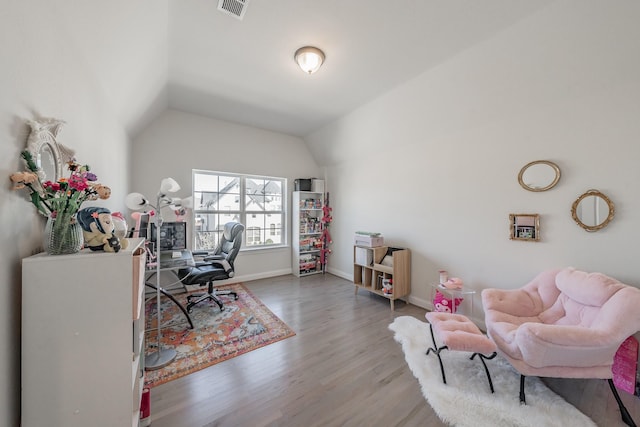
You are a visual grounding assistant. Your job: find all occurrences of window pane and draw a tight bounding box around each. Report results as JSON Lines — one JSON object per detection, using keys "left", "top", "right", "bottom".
{"left": 194, "top": 191, "right": 220, "bottom": 210}
{"left": 245, "top": 179, "right": 282, "bottom": 211}
{"left": 194, "top": 213, "right": 221, "bottom": 250}
{"left": 245, "top": 178, "right": 264, "bottom": 195}
{"left": 245, "top": 194, "right": 264, "bottom": 211}
{"left": 264, "top": 180, "right": 282, "bottom": 196}
{"left": 220, "top": 176, "right": 240, "bottom": 194}
{"left": 245, "top": 214, "right": 264, "bottom": 246}
{"left": 194, "top": 174, "right": 218, "bottom": 192}
{"left": 195, "top": 213, "right": 221, "bottom": 232}
{"left": 265, "top": 194, "right": 282, "bottom": 211}
{"left": 246, "top": 226, "right": 261, "bottom": 246}
{"left": 244, "top": 213, "right": 283, "bottom": 246}
{"left": 219, "top": 212, "right": 239, "bottom": 225}
{"left": 266, "top": 216, "right": 283, "bottom": 244}
{"left": 218, "top": 192, "right": 240, "bottom": 211}
{"left": 266, "top": 233, "right": 282, "bottom": 245}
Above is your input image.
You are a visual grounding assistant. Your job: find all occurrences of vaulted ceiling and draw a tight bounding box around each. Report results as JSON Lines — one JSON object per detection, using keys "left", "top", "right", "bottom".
{"left": 94, "top": 0, "right": 554, "bottom": 139}
{"left": 166, "top": 0, "right": 555, "bottom": 137}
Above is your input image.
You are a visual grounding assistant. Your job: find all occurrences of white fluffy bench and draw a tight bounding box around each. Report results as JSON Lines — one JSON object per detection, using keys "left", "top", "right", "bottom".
{"left": 425, "top": 312, "right": 498, "bottom": 393}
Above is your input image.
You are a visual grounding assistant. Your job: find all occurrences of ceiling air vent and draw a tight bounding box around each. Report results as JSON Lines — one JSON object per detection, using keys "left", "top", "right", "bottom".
{"left": 217, "top": 0, "right": 249, "bottom": 20}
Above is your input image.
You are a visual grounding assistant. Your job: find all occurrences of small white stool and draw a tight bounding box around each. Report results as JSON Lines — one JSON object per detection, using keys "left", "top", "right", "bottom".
{"left": 425, "top": 312, "right": 497, "bottom": 393}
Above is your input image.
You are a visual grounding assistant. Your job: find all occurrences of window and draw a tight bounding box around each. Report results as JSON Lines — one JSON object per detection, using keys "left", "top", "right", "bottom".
{"left": 193, "top": 170, "right": 286, "bottom": 250}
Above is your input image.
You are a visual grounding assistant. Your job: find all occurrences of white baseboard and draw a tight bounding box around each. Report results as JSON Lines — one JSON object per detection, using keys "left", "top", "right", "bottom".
{"left": 233, "top": 268, "right": 292, "bottom": 283}
{"left": 325, "top": 268, "right": 485, "bottom": 326}
{"left": 178, "top": 266, "right": 488, "bottom": 327}
{"left": 183, "top": 268, "right": 292, "bottom": 292}
{"left": 407, "top": 295, "right": 431, "bottom": 310}
{"left": 326, "top": 267, "right": 351, "bottom": 281}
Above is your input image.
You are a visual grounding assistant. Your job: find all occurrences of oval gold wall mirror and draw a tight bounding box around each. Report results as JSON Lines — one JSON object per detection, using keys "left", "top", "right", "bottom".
{"left": 571, "top": 189, "right": 615, "bottom": 232}
{"left": 518, "top": 160, "right": 561, "bottom": 192}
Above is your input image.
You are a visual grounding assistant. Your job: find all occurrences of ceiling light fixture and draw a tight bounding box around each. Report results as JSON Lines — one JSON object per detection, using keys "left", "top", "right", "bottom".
{"left": 294, "top": 46, "right": 325, "bottom": 74}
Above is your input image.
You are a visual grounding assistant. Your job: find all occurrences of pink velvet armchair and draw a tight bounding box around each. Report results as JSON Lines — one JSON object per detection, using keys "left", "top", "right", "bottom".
{"left": 482, "top": 267, "right": 640, "bottom": 427}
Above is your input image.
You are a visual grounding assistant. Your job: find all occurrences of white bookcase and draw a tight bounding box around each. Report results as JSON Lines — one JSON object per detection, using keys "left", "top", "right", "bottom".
{"left": 292, "top": 191, "right": 324, "bottom": 276}
{"left": 21, "top": 238, "right": 146, "bottom": 427}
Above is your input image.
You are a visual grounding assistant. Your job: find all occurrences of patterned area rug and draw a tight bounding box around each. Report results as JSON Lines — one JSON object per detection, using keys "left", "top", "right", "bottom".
{"left": 144, "top": 283, "right": 295, "bottom": 388}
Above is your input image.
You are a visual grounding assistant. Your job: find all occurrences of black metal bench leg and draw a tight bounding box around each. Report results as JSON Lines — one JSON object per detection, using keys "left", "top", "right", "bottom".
{"left": 520, "top": 375, "right": 526, "bottom": 404}
{"left": 470, "top": 352, "right": 497, "bottom": 393}
{"left": 425, "top": 324, "right": 448, "bottom": 384}
{"left": 608, "top": 379, "right": 637, "bottom": 427}
{"left": 427, "top": 322, "right": 438, "bottom": 350}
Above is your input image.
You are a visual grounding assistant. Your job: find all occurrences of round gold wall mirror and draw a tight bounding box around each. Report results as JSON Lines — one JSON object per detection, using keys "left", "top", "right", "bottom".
{"left": 518, "top": 160, "right": 561, "bottom": 192}
{"left": 571, "top": 189, "right": 615, "bottom": 232}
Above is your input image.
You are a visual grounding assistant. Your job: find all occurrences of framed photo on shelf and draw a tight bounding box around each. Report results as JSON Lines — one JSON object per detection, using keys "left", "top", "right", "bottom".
{"left": 509, "top": 213, "right": 540, "bottom": 241}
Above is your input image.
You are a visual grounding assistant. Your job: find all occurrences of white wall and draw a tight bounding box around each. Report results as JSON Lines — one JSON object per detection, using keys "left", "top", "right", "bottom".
{"left": 2, "top": 2, "right": 638, "bottom": 424}
{"left": 0, "top": 2, "right": 167, "bottom": 425}
{"left": 306, "top": 0, "right": 640, "bottom": 321}
{"left": 131, "top": 109, "right": 322, "bottom": 280}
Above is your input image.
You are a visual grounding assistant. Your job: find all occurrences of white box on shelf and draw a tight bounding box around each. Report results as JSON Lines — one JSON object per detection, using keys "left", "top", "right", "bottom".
{"left": 355, "top": 247, "right": 373, "bottom": 266}
{"left": 354, "top": 234, "right": 384, "bottom": 247}
{"left": 311, "top": 179, "right": 325, "bottom": 193}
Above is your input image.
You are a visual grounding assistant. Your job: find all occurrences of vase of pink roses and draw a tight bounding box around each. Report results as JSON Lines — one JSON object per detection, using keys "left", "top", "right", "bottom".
{"left": 10, "top": 151, "right": 111, "bottom": 255}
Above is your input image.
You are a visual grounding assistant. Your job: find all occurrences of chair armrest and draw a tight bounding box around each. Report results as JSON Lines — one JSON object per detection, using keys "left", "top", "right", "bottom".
{"left": 203, "top": 254, "right": 224, "bottom": 261}
{"left": 207, "top": 258, "right": 232, "bottom": 273}
{"left": 482, "top": 288, "right": 542, "bottom": 318}
{"left": 516, "top": 323, "right": 618, "bottom": 367}
{"left": 192, "top": 250, "right": 214, "bottom": 262}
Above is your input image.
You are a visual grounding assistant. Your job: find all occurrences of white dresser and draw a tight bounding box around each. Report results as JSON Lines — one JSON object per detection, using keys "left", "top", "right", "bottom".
{"left": 22, "top": 238, "right": 146, "bottom": 427}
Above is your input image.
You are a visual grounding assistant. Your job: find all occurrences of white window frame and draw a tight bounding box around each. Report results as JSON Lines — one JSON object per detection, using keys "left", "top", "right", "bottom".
{"left": 192, "top": 170, "right": 287, "bottom": 251}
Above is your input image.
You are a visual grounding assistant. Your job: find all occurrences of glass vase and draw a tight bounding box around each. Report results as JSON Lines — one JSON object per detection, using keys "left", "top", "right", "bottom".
{"left": 44, "top": 213, "right": 84, "bottom": 255}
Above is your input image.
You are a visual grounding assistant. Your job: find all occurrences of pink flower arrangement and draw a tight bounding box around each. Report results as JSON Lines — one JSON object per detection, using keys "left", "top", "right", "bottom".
{"left": 10, "top": 150, "right": 110, "bottom": 218}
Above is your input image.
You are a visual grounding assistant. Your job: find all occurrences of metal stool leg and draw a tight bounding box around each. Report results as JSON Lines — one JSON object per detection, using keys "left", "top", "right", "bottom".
{"left": 608, "top": 379, "right": 637, "bottom": 427}
{"left": 425, "top": 324, "right": 448, "bottom": 384}
{"left": 470, "top": 352, "right": 497, "bottom": 393}
{"left": 520, "top": 375, "right": 526, "bottom": 404}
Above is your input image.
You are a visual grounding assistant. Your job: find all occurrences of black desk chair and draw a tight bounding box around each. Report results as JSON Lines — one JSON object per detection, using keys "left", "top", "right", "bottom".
{"left": 178, "top": 222, "right": 244, "bottom": 312}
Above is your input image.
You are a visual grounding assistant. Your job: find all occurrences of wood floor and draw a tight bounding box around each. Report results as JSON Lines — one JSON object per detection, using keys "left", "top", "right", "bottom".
{"left": 149, "top": 274, "right": 640, "bottom": 427}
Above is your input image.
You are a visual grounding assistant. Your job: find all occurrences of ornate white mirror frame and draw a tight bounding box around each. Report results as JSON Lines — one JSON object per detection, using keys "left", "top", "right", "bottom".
{"left": 25, "top": 118, "right": 73, "bottom": 183}
{"left": 518, "top": 160, "right": 561, "bottom": 192}
{"left": 571, "top": 189, "right": 615, "bottom": 232}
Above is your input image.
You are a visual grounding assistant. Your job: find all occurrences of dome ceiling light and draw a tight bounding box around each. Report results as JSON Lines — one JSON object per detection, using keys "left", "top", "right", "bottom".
{"left": 294, "top": 46, "right": 325, "bottom": 74}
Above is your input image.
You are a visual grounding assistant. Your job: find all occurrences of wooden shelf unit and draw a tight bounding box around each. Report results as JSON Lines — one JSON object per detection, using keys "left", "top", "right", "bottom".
{"left": 353, "top": 245, "right": 411, "bottom": 310}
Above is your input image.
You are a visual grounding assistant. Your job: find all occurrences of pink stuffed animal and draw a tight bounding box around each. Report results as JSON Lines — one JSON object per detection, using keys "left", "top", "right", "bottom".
{"left": 433, "top": 290, "right": 464, "bottom": 313}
